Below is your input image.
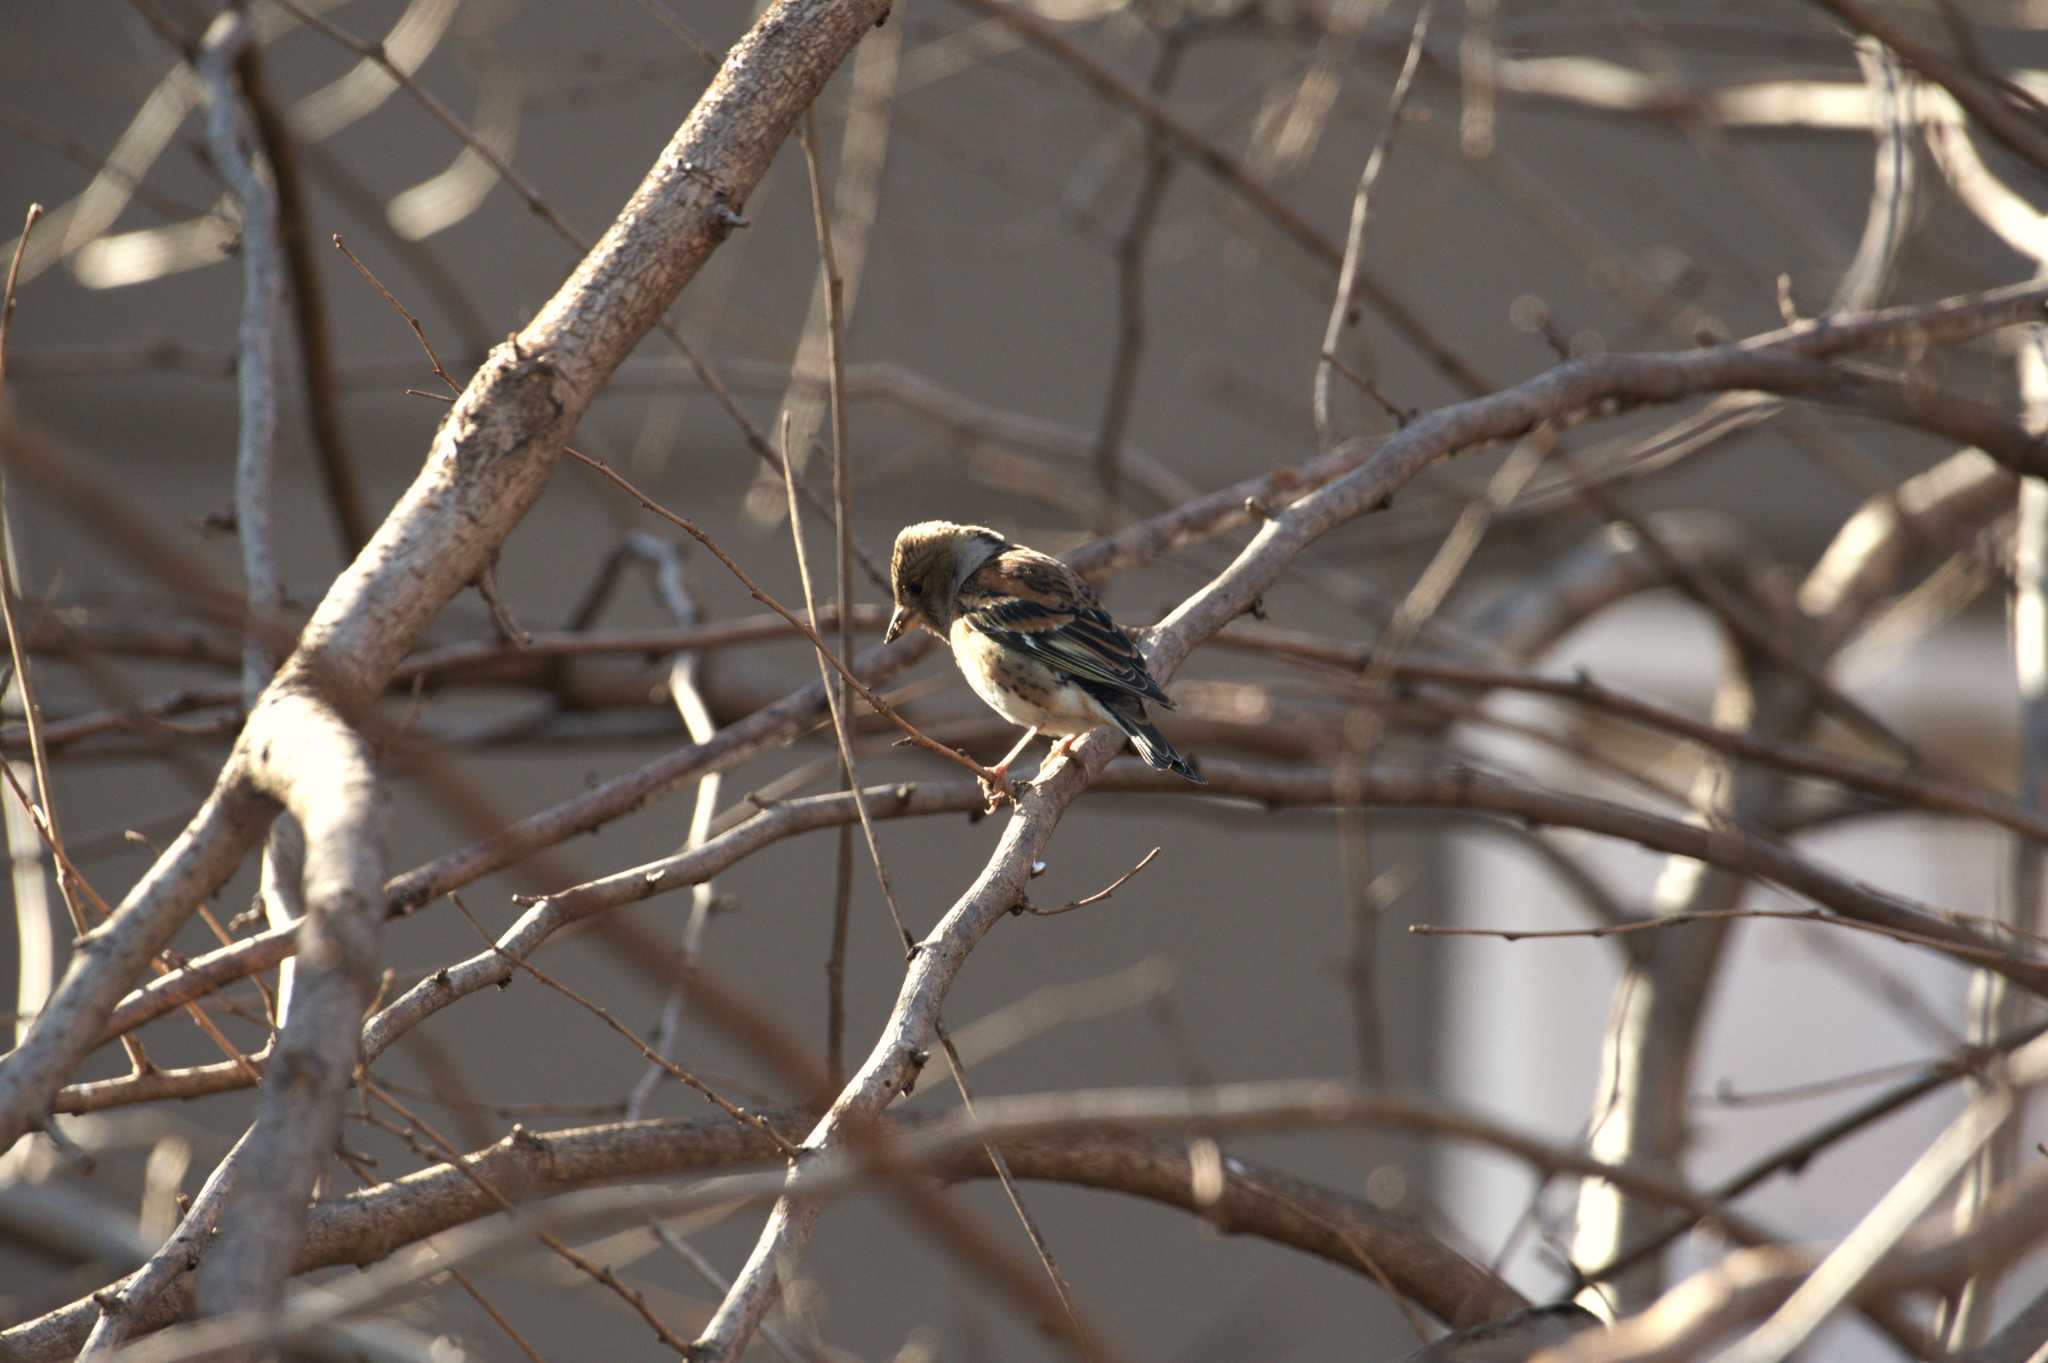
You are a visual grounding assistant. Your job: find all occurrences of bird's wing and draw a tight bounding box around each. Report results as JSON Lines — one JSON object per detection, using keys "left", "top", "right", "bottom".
{"left": 956, "top": 548, "right": 1174, "bottom": 708}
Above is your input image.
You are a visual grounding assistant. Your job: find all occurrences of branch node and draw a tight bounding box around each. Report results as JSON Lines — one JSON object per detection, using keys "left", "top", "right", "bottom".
{"left": 1776, "top": 272, "right": 1804, "bottom": 326}
{"left": 32, "top": 1113, "right": 94, "bottom": 1172}
{"left": 899, "top": 1046, "right": 931, "bottom": 1094}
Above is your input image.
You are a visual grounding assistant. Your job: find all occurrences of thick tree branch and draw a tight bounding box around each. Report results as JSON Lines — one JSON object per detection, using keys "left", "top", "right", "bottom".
{"left": 193, "top": 693, "right": 383, "bottom": 1322}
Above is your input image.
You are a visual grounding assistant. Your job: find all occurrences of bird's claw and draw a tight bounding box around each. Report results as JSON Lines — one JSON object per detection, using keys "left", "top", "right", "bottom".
{"left": 979, "top": 768, "right": 1016, "bottom": 812}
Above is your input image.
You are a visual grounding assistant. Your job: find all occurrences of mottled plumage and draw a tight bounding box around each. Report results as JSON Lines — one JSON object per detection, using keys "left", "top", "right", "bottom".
{"left": 885, "top": 520, "right": 1202, "bottom": 784}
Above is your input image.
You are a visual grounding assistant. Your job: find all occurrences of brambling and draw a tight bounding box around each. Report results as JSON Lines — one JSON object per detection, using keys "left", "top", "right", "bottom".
{"left": 884, "top": 520, "right": 1203, "bottom": 786}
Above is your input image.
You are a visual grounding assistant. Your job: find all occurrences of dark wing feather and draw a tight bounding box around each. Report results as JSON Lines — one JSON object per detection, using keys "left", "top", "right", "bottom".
{"left": 957, "top": 548, "right": 1174, "bottom": 707}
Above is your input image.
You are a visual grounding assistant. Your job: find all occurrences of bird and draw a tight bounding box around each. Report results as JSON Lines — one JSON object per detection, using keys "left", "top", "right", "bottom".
{"left": 883, "top": 520, "right": 1204, "bottom": 788}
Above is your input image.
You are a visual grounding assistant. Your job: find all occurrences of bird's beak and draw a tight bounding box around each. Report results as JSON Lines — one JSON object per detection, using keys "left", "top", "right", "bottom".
{"left": 884, "top": 605, "right": 918, "bottom": 643}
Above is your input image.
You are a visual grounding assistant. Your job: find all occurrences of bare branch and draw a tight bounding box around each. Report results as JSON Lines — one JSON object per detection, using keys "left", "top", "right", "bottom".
{"left": 1092, "top": 28, "right": 1184, "bottom": 501}
{"left": 1315, "top": 0, "right": 1433, "bottom": 447}
{"left": 1811, "top": 0, "right": 2048, "bottom": 174}
{"left": 194, "top": 693, "right": 383, "bottom": 1321}
{"left": 232, "top": 39, "right": 368, "bottom": 556}
{"left": 196, "top": 9, "right": 285, "bottom": 706}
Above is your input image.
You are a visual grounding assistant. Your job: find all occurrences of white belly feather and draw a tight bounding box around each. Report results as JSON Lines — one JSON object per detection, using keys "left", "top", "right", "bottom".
{"left": 948, "top": 618, "right": 1104, "bottom": 735}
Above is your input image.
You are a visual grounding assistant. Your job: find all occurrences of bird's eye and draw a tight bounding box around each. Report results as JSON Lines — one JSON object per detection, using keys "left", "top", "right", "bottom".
{"left": 907, "top": 576, "right": 923, "bottom": 594}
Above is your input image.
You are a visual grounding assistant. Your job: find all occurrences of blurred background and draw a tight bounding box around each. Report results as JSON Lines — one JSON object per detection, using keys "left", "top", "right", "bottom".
{"left": 4, "top": 2, "right": 2048, "bottom": 1359}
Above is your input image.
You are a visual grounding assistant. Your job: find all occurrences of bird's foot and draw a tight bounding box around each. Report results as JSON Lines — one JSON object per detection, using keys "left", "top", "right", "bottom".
{"left": 978, "top": 765, "right": 1017, "bottom": 813}
{"left": 1047, "top": 734, "right": 1080, "bottom": 763}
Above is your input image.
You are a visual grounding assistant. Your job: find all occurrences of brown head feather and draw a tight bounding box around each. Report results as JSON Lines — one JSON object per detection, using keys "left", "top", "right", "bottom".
{"left": 884, "top": 520, "right": 1008, "bottom": 641}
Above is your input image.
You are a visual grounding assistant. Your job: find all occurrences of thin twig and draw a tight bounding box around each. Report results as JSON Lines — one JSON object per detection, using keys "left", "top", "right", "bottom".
{"left": 330, "top": 1147, "right": 550, "bottom": 1363}
{"left": 0, "top": 202, "right": 40, "bottom": 385}
{"left": 775, "top": 410, "right": 913, "bottom": 951}
{"left": 333, "top": 234, "right": 460, "bottom": 395}
{"left": 447, "top": 893, "right": 798, "bottom": 1158}
{"left": 567, "top": 444, "right": 1004, "bottom": 789}
{"left": 1223, "top": 626, "right": 2048, "bottom": 846}
{"left": 1092, "top": 29, "right": 1185, "bottom": 504}
{"left": 474, "top": 559, "right": 532, "bottom": 648}
{"left": 0, "top": 203, "right": 136, "bottom": 1067}
{"left": 752, "top": 26, "right": 900, "bottom": 534}
{"left": 825, "top": 808, "right": 853, "bottom": 1086}
{"left": 622, "top": 533, "right": 725, "bottom": 1122}
{"left": 358, "top": 1075, "right": 699, "bottom": 1355}
{"left": 933, "top": 1022, "right": 1098, "bottom": 1354}
{"left": 651, "top": 1224, "right": 811, "bottom": 1363}
{"left": 1321, "top": 349, "right": 1414, "bottom": 426}
{"left": 1409, "top": 908, "right": 2043, "bottom": 970}
{"left": 1022, "top": 847, "right": 1161, "bottom": 916}
{"left": 234, "top": 42, "right": 368, "bottom": 557}
{"left": 798, "top": 110, "right": 872, "bottom": 1072}
{"left": 0, "top": 204, "right": 86, "bottom": 923}
{"left": 1314, "top": 0, "right": 1433, "bottom": 447}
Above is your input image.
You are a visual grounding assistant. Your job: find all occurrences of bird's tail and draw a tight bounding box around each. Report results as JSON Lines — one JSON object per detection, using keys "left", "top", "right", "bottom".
{"left": 1100, "top": 695, "right": 1204, "bottom": 784}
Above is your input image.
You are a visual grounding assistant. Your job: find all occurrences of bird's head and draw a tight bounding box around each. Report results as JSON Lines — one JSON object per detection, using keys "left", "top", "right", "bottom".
{"left": 885, "top": 520, "right": 1007, "bottom": 642}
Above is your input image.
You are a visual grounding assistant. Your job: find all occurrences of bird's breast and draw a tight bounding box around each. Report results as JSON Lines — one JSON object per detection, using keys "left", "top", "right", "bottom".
{"left": 948, "top": 619, "right": 1102, "bottom": 734}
